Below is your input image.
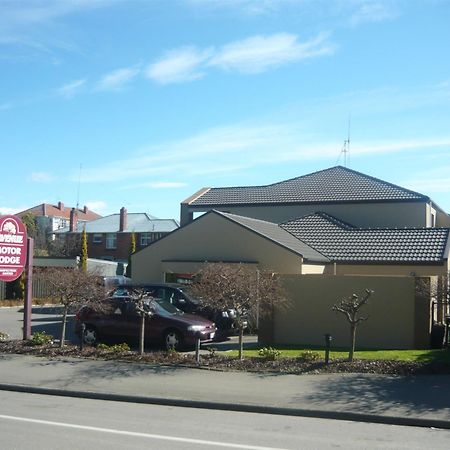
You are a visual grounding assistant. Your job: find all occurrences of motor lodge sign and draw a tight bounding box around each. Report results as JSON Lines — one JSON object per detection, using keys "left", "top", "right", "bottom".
{"left": 0, "top": 215, "right": 27, "bottom": 282}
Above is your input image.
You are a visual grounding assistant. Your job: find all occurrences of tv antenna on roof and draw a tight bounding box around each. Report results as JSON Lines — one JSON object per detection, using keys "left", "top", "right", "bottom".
{"left": 76, "top": 163, "right": 82, "bottom": 210}
{"left": 336, "top": 114, "right": 351, "bottom": 167}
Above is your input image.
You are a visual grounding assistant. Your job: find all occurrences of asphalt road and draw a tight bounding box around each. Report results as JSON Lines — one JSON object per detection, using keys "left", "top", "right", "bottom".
{"left": 1, "top": 390, "right": 449, "bottom": 450}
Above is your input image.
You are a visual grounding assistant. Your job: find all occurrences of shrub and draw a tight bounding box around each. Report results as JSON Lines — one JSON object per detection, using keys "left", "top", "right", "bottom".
{"left": 258, "top": 347, "right": 281, "bottom": 361}
{"left": 29, "top": 332, "right": 53, "bottom": 346}
{"left": 298, "top": 350, "right": 320, "bottom": 362}
{"left": 97, "top": 343, "right": 130, "bottom": 352}
{"left": 0, "top": 331, "right": 9, "bottom": 341}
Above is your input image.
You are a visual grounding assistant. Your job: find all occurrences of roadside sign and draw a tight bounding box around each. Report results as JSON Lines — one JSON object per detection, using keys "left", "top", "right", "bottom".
{"left": 0, "top": 215, "right": 28, "bottom": 282}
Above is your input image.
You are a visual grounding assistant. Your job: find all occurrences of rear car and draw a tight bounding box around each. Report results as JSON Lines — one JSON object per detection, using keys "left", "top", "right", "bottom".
{"left": 75, "top": 295, "right": 216, "bottom": 351}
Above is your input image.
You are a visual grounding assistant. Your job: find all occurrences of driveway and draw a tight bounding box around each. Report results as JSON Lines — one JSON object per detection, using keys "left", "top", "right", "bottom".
{"left": 0, "top": 305, "right": 258, "bottom": 352}
{"left": 0, "top": 305, "right": 77, "bottom": 343}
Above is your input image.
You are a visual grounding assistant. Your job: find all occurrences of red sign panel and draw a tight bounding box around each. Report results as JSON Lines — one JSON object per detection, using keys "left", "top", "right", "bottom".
{"left": 0, "top": 215, "right": 28, "bottom": 282}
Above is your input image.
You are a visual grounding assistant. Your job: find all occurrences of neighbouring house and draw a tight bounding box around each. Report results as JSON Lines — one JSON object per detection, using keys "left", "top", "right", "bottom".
{"left": 180, "top": 166, "right": 450, "bottom": 228}
{"left": 17, "top": 202, "right": 102, "bottom": 236}
{"left": 131, "top": 166, "right": 450, "bottom": 349}
{"left": 54, "top": 207, "right": 179, "bottom": 263}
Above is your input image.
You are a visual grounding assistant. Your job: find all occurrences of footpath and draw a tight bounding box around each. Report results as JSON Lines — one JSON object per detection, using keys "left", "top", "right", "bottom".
{"left": 1, "top": 352, "right": 450, "bottom": 429}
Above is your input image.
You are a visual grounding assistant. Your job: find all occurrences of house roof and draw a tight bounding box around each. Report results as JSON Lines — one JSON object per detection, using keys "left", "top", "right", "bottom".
{"left": 185, "top": 166, "right": 429, "bottom": 207}
{"left": 54, "top": 213, "right": 179, "bottom": 234}
{"left": 215, "top": 210, "right": 329, "bottom": 263}
{"left": 18, "top": 202, "right": 102, "bottom": 221}
{"left": 280, "top": 212, "right": 450, "bottom": 264}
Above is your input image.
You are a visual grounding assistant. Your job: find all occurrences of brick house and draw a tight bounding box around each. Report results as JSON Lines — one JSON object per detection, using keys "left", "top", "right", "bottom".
{"left": 54, "top": 207, "right": 179, "bottom": 262}
{"left": 17, "top": 202, "right": 102, "bottom": 234}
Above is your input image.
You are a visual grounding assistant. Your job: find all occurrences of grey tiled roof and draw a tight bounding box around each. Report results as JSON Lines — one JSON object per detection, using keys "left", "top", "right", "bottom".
{"left": 55, "top": 213, "right": 179, "bottom": 234}
{"left": 189, "top": 166, "right": 428, "bottom": 206}
{"left": 215, "top": 211, "right": 329, "bottom": 262}
{"left": 280, "top": 212, "right": 450, "bottom": 263}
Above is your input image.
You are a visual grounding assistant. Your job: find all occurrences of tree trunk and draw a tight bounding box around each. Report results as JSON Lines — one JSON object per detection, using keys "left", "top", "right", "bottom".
{"left": 139, "top": 314, "right": 145, "bottom": 355}
{"left": 238, "top": 325, "right": 244, "bottom": 360}
{"left": 60, "top": 305, "right": 68, "bottom": 348}
{"left": 349, "top": 322, "right": 356, "bottom": 362}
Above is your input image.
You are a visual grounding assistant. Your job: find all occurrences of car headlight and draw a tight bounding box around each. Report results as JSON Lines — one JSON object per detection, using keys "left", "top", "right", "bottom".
{"left": 188, "top": 325, "right": 206, "bottom": 331}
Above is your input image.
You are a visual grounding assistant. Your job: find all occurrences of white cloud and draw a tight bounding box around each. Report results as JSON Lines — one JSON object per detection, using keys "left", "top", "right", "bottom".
{"left": 29, "top": 172, "right": 54, "bottom": 183}
{"left": 96, "top": 65, "right": 141, "bottom": 91}
{"left": 209, "top": 32, "right": 335, "bottom": 74}
{"left": 85, "top": 201, "right": 108, "bottom": 212}
{"left": 0, "top": 206, "right": 27, "bottom": 215}
{"left": 146, "top": 32, "right": 334, "bottom": 84}
{"left": 56, "top": 78, "right": 86, "bottom": 99}
{"left": 145, "top": 47, "right": 212, "bottom": 85}
{"left": 348, "top": 1, "right": 398, "bottom": 27}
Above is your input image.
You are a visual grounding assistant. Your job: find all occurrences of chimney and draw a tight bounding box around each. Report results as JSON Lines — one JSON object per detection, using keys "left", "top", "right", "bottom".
{"left": 70, "top": 208, "right": 78, "bottom": 232}
{"left": 119, "top": 207, "right": 127, "bottom": 232}
{"left": 83, "top": 205, "right": 88, "bottom": 214}
{"left": 58, "top": 201, "right": 64, "bottom": 211}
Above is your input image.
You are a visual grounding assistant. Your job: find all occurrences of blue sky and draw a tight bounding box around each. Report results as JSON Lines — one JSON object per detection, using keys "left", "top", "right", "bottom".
{"left": 1, "top": 0, "right": 450, "bottom": 221}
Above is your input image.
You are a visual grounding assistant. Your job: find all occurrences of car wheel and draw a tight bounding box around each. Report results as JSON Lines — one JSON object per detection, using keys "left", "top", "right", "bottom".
{"left": 83, "top": 325, "right": 99, "bottom": 346}
{"left": 164, "top": 329, "right": 183, "bottom": 351}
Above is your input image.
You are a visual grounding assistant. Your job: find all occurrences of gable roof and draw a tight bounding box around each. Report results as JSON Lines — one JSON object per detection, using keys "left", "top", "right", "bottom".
{"left": 280, "top": 212, "right": 450, "bottom": 264}
{"left": 18, "top": 203, "right": 101, "bottom": 221}
{"left": 215, "top": 210, "right": 329, "bottom": 263}
{"left": 55, "top": 213, "right": 179, "bottom": 234}
{"left": 186, "top": 166, "right": 429, "bottom": 207}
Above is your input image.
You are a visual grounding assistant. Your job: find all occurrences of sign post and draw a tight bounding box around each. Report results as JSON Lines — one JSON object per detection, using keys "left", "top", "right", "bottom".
{"left": 23, "top": 238, "right": 34, "bottom": 340}
{"left": 0, "top": 215, "right": 31, "bottom": 339}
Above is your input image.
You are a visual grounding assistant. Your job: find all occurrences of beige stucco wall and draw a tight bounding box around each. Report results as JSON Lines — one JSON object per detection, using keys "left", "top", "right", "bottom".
{"left": 268, "top": 275, "right": 426, "bottom": 349}
{"left": 132, "top": 212, "right": 304, "bottom": 283}
{"left": 188, "top": 201, "right": 429, "bottom": 228}
{"left": 329, "top": 263, "right": 449, "bottom": 277}
{"left": 436, "top": 209, "right": 450, "bottom": 227}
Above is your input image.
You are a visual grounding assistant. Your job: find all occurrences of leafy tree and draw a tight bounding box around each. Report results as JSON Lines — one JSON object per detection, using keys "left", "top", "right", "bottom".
{"left": 37, "top": 267, "right": 104, "bottom": 347}
{"left": 80, "top": 227, "right": 88, "bottom": 272}
{"left": 125, "top": 232, "right": 136, "bottom": 278}
{"left": 332, "top": 289, "right": 374, "bottom": 362}
{"left": 189, "top": 263, "right": 287, "bottom": 360}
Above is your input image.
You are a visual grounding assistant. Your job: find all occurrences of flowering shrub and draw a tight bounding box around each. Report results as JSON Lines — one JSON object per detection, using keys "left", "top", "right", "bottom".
{"left": 298, "top": 350, "right": 320, "bottom": 362}
{"left": 258, "top": 347, "right": 281, "bottom": 361}
{"left": 29, "top": 332, "right": 53, "bottom": 346}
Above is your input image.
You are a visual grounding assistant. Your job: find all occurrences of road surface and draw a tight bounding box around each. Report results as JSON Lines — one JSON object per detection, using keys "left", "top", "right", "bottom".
{"left": 0, "top": 390, "right": 449, "bottom": 450}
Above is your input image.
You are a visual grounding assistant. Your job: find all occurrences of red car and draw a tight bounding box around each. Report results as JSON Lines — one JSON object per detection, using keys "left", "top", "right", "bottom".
{"left": 75, "top": 296, "right": 216, "bottom": 351}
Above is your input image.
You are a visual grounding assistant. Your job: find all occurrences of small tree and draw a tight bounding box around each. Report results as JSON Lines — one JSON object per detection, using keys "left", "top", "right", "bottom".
{"left": 80, "top": 227, "right": 88, "bottom": 272}
{"left": 130, "top": 288, "right": 154, "bottom": 355}
{"left": 125, "top": 233, "right": 136, "bottom": 278}
{"left": 37, "top": 267, "right": 104, "bottom": 347}
{"left": 333, "top": 289, "right": 374, "bottom": 362}
{"left": 189, "top": 263, "right": 287, "bottom": 360}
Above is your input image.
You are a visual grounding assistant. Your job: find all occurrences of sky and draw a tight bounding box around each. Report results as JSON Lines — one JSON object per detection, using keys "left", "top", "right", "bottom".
{"left": 1, "top": 0, "right": 450, "bottom": 222}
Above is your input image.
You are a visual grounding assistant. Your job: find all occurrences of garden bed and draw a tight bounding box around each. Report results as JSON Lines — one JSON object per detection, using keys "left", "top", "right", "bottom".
{"left": 1, "top": 339, "right": 450, "bottom": 375}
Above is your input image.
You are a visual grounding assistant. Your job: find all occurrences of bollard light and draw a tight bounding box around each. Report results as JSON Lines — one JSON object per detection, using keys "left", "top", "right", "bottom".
{"left": 79, "top": 323, "right": 86, "bottom": 351}
{"left": 324, "top": 333, "right": 332, "bottom": 365}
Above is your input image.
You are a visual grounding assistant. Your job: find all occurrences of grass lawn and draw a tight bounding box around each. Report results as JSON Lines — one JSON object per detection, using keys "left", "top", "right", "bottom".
{"left": 227, "top": 346, "right": 450, "bottom": 363}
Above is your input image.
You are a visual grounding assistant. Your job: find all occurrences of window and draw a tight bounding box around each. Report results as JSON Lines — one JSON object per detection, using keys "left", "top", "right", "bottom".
{"left": 140, "top": 232, "right": 152, "bottom": 246}
{"left": 106, "top": 233, "right": 117, "bottom": 249}
{"left": 93, "top": 233, "right": 103, "bottom": 244}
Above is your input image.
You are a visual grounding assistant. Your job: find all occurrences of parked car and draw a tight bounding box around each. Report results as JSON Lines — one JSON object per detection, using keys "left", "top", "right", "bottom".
{"left": 75, "top": 294, "right": 216, "bottom": 351}
{"left": 108, "top": 283, "right": 240, "bottom": 337}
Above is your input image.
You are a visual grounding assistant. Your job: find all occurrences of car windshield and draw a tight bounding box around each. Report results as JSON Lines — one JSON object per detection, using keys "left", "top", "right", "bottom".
{"left": 150, "top": 298, "right": 183, "bottom": 317}
{"left": 178, "top": 288, "right": 201, "bottom": 305}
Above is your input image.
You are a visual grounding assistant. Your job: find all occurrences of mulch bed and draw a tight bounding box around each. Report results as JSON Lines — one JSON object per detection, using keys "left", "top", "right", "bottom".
{"left": 1, "top": 339, "right": 450, "bottom": 375}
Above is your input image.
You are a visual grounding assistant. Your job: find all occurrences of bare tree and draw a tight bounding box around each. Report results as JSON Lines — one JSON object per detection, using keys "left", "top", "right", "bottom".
{"left": 37, "top": 267, "right": 105, "bottom": 347}
{"left": 333, "top": 289, "right": 374, "bottom": 362}
{"left": 189, "top": 263, "right": 287, "bottom": 360}
{"left": 131, "top": 288, "right": 154, "bottom": 355}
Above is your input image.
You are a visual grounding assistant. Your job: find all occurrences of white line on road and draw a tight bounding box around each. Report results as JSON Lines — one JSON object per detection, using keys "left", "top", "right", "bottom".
{"left": 0, "top": 414, "right": 288, "bottom": 450}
